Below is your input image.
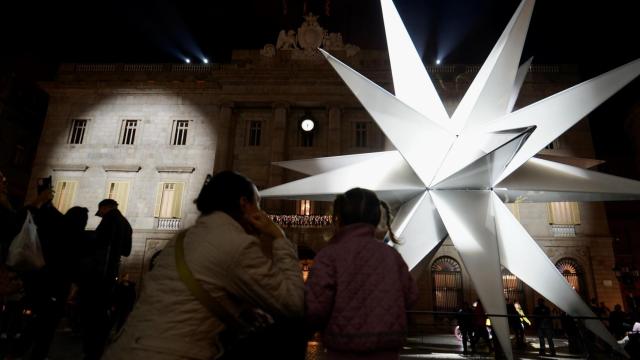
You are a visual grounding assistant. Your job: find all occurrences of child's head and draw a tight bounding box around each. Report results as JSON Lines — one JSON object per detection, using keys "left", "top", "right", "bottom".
{"left": 333, "top": 188, "right": 398, "bottom": 243}
{"left": 333, "top": 188, "right": 381, "bottom": 228}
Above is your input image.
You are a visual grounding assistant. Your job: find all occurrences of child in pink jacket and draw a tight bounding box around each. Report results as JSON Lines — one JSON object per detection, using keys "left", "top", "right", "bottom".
{"left": 305, "top": 188, "right": 417, "bottom": 360}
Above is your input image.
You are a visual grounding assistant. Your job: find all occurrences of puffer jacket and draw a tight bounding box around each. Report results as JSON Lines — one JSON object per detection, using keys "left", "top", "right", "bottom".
{"left": 305, "top": 223, "right": 418, "bottom": 354}
{"left": 103, "top": 211, "right": 304, "bottom": 360}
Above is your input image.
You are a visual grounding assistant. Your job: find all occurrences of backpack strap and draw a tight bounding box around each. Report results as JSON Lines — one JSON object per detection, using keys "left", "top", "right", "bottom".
{"left": 174, "top": 231, "right": 240, "bottom": 330}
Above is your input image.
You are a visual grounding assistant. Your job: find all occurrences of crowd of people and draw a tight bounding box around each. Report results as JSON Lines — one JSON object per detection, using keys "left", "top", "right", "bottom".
{"left": 1, "top": 170, "right": 418, "bottom": 360}
{"left": 101, "top": 172, "right": 416, "bottom": 360}
{"left": 3, "top": 168, "right": 640, "bottom": 359}
{"left": 0, "top": 171, "right": 134, "bottom": 360}
{"left": 454, "top": 292, "right": 640, "bottom": 357}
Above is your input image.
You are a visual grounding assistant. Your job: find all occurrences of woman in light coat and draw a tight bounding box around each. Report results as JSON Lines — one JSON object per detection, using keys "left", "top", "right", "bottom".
{"left": 103, "top": 171, "right": 305, "bottom": 360}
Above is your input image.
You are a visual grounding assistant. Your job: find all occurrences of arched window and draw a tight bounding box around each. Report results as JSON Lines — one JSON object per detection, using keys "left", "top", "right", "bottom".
{"left": 431, "top": 256, "right": 463, "bottom": 313}
{"left": 502, "top": 268, "right": 526, "bottom": 308}
{"left": 556, "top": 258, "right": 587, "bottom": 298}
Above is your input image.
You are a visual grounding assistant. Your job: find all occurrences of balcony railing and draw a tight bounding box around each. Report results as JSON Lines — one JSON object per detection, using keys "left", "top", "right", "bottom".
{"left": 156, "top": 218, "right": 182, "bottom": 230}
{"left": 270, "top": 215, "right": 332, "bottom": 228}
{"left": 551, "top": 224, "right": 576, "bottom": 237}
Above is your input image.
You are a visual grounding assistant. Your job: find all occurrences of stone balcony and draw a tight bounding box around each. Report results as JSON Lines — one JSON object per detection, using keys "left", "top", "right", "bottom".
{"left": 551, "top": 224, "right": 576, "bottom": 237}
{"left": 155, "top": 217, "right": 182, "bottom": 230}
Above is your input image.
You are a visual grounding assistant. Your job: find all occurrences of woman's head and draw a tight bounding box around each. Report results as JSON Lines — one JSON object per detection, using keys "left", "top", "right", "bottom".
{"left": 195, "top": 171, "right": 259, "bottom": 221}
{"left": 65, "top": 206, "right": 89, "bottom": 231}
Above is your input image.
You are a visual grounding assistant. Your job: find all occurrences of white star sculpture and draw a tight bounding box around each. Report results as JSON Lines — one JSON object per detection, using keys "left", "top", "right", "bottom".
{"left": 261, "top": 0, "right": 640, "bottom": 357}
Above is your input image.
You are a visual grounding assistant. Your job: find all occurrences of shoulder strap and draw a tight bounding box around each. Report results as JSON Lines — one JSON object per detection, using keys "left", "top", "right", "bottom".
{"left": 174, "top": 231, "right": 240, "bottom": 330}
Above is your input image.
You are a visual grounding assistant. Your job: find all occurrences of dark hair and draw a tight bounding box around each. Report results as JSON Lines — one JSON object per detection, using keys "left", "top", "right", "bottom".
{"left": 379, "top": 200, "right": 399, "bottom": 244}
{"left": 195, "top": 171, "right": 256, "bottom": 219}
{"left": 333, "top": 188, "right": 380, "bottom": 227}
{"left": 65, "top": 206, "right": 89, "bottom": 231}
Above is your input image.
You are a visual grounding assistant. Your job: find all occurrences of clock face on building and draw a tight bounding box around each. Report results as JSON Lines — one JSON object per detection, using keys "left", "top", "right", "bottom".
{"left": 301, "top": 119, "right": 315, "bottom": 132}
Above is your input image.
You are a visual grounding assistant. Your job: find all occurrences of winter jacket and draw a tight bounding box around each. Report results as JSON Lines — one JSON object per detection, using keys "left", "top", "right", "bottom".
{"left": 305, "top": 223, "right": 418, "bottom": 354}
{"left": 95, "top": 208, "right": 132, "bottom": 281}
{"left": 0, "top": 202, "right": 18, "bottom": 263}
{"left": 103, "top": 211, "right": 304, "bottom": 360}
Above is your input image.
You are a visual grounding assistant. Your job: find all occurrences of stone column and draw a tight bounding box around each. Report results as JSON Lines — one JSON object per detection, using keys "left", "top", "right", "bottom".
{"left": 213, "top": 102, "right": 234, "bottom": 173}
{"left": 327, "top": 106, "right": 341, "bottom": 156}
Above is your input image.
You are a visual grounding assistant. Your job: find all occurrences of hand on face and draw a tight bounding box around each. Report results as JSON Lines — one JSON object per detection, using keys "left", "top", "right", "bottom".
{"left": 244, "top": 210, "right": 285, "bottom": 239}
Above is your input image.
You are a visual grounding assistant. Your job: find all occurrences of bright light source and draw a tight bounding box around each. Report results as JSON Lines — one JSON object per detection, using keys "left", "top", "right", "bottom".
{"left": 436, "top": 59, "right": 441, "bottom": 65}
{"left": 203, "top": 58, "right": 209, "bottom": 64}
{"left": 185, "top": 58, "right": 191, "bottom": 64}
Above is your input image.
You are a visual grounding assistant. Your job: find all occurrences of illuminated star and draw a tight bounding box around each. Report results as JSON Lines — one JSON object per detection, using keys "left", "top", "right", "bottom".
{"left": 261, "top": 0, "right": 640, "bottom": 357}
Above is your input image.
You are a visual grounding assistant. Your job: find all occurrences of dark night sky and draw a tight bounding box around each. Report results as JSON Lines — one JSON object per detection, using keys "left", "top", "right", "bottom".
{"left": 1, "top": 0, "right": 639, "bottom": 80}
{"left": 1, "top": 0, "right": 639, "bottom": 178}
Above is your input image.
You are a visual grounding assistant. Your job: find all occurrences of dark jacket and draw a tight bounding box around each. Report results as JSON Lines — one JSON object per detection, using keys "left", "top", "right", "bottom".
{"left": 456, "top": 306, "right": 473, "bottom": 331}
{"left": 305, "top": 223, "right": 418, "bottom": 353}
{"left": 16, "top": 204, "right": 69, "bottom": 300}
{"left": 0, "top": 203, "right": 19, "bottom": 263}
{"left": 95, "top": 208, "right": 132, "bottom": 281}
{"left": 533, "top": 303, "right": 553, "bottom": 329}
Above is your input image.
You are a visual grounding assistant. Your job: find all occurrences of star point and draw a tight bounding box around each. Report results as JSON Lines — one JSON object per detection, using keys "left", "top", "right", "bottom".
{"left": 263, "top": 0, "right": 640, "bottom": 357}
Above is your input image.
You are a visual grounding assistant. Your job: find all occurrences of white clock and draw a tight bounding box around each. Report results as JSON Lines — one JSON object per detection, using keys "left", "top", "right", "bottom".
{"left": 301, "top": 119, "right": 315, "bottom": 132}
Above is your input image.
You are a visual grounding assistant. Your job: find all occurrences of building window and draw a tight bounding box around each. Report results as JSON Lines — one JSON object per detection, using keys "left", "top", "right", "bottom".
{"left": 248, "top": 121, "right": 262, "bottom": 146}
{"left": 154, "top": 182, "right": 185, "bottom": 218}
{"left": 68, "top": 119, "right": 87, "bottom": 144}
{"left": 106, "top": 181, "right": 130, "bottom": 215}
{"left": 556, "top": 258, "right": 587, "bottom": 298}
{"left": 431, "top": 256, "right": 463, "bottom": 313}
{"left": 548, "top": 202, "right": 581, "bottom": 225}
{"left": 119, "top": 119, "right": 139, "bottom": 145}
{"left": 502, "top": 268, "right": 526, "bottom": 308}
{"left": 171, "top": 120, "right": 189, "bottom": 145}
{"left": 354, "top": 122, "right": 368, "bottom": 147}
{"left": 52, "top": 180, "right": 78, "bottom": 214}
{"left": 297, "top": 200, "right": 313, "bottom": 215}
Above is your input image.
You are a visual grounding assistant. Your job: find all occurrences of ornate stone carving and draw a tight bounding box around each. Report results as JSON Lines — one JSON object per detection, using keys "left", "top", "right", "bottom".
{"left": 260, "top": 44, "right": 276, "bottom": 57}
{"left": 322, "top": 31, "right": 344, "bottom": 50}
{"left": 297, "top": 13, "right": 324, "bottom": 51}
{"left": 263, "top": 12, "right": 360, "bottom": 59}
{"left": 276, "top": 30, "right": 298, "bottom": 50}
{"left": 344, "top": 43, "right": 361, "bottom": 57}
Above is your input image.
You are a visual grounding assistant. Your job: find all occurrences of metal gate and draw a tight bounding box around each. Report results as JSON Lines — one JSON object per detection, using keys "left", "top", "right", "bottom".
{"left": 432, "top": 256, "right": 463, "bottom": 313}
{"left": 556, "top": 258, "right": 587, "bottom": 299}
{"left": 502, "top": 268, "right": 526, "bottom": 308}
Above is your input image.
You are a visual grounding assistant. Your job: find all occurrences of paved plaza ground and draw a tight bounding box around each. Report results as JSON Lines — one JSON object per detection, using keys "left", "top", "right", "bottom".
{"left": 27, "top": 330, "right": 621, "bottom": 360}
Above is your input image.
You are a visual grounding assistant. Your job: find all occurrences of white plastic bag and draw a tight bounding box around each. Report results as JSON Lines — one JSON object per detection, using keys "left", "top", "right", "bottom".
{"left": 6, "top": 211, "right": 45, "bottom": 271}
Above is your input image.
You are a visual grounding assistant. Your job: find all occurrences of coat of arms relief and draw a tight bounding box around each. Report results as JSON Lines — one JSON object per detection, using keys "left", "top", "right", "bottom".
{"left": 261, "top": 13, "right": 360, "bottom": 59}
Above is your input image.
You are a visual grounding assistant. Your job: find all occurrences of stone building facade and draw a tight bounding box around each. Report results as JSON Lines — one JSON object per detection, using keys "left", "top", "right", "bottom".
{"left": 31, "top": 39, "right": 624, "bottom": 320}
